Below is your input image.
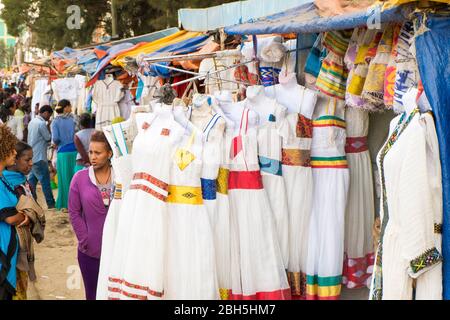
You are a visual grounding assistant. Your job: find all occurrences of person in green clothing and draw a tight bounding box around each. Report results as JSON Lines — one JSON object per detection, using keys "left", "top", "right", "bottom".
{"left": 74, "top": 113, "right": 94, "bottom": 173}
{"left": 51, "top": 99, "right": 77, "bottom": 212}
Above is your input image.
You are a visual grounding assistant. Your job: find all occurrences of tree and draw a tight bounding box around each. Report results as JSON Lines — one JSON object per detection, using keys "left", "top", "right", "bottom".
{"left": 1, "top": 0, "right": 237, "bottom": 51}
{"left": 0, "top": 41, "right": 15, "bottom": 68}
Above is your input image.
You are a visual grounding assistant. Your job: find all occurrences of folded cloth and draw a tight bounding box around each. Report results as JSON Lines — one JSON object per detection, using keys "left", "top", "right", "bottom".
{"left": 15, "top": 195, "right": 46, "bottom": 281}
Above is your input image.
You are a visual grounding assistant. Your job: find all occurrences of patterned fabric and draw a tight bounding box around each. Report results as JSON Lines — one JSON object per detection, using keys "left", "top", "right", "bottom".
{"left": 129, "top": 172, "right": 169, "bottom": 202}
{"left": 345, "top": 136, "right": 369, "bottom": 153}
{"left": 306, "top": 275, "right": 342, "bottom": 300}
{"left": 316, "top": 30, "right": 353, "bottom": 100}
{"left": 259, "top": 66, "right": 281, "bottom": 87}
{"left": 282, "top": 149, "right": 311, "bottom": 167}
{"left": 313, "top": 115, "right": 346, "bottom": 129}
{"left": 342, "top": 253, "right": 375, "bottom": 289}
{"left": 219, "top": 288, "right": 231, "bottom": 300}
{"left": 311, "top": 156, "right": 348, "bottom": 169}
{"left": 108, "top": 277, "right": 164, "bottom": 299}
{"left": 410, "top": 248, "right": 443, "bottom": 274}
{"left": 393, "top": 21, "right": 419, "bottom": 113}
{"left": 216, "top": 168, "right": 229, "bottom": 195}
{"left": 296, "top": 114, "right": 313, "bottom": 138}
{"left": 435, "top": 223, "right": 443, "bottom": 234}
{"left": 287, "top": 271, "right": 307, "bottom": 299}
{"left": 113, "top": 183, "right": 123, "bottom": 200}
{"left": 166, "top": 186, "right": 203, "bottom": 205}
{"left": 384, "top": 25, "right": 402, "bottom": 108}
{"left": 201, "top": 178, "right": 217, "bottom": 201}
{"left": 305, "top": 33, "right": 326, "bottom": 79}
{"left": 362, "top": 26, "right": 396, "bottom": 111}
{"left": 258, "top": 156, "right": 282, "bottom": 176}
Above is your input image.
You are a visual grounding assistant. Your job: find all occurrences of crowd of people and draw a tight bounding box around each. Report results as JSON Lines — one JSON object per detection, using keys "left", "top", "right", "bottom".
{"left": 0, "top": 82, "right": 111, "bottom": 300}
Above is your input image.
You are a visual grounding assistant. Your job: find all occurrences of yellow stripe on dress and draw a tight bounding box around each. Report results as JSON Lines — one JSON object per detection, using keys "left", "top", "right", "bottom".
{"left": 166, "top": 185, "right": 203, "bottom": 205}
{"left": 217, "top": 167, "right": 229, "bottom": 195}
{"left": 306, "top": 284, "right": 341, "bottom": 298}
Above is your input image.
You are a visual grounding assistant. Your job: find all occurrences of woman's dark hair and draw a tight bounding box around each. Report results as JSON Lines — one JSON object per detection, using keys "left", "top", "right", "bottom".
{"left": 15, "top": 141, "right": 32, "bottom": 159}
{"left": 0, "top": 124, "right": 17, "bottom": 162}
{"left": 57, "top": 99, "right": 71, "bottom": 109}
{"left": 90, "top": 130, "right": 112, "bottom": 152}
{"left": 0, "top": 98, "right": 16, "bottom": 123}
{"left": 79, "top": 113, "right": 92, "bottom": 129}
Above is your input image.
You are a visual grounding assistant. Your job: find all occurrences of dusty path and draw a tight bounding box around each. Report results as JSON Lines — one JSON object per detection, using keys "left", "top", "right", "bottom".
{"left": 27, "top": 187, "right": 85, "bottom": 300}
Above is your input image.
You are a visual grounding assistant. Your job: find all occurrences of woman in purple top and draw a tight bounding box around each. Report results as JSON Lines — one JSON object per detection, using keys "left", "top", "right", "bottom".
{"left": 68, "top": 130, "right": 113, "bottom": 300}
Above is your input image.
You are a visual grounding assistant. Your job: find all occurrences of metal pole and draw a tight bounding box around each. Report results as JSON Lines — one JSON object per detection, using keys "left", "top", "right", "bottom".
{"left": 111, "top": 0, "right": 118, "bottom": 38}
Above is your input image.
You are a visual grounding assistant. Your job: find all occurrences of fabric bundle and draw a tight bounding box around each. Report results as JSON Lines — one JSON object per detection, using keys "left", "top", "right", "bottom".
{"left": 346, "top": 28, "right": 384, "bottom": 109}
{"left": 315, "top": 30, "right": 353, "bottom": 100}
{"left": 361, "top": 25, "right": 397, "bottom": 111}
{"left": 304, "top": 34, "right": 326, "bottom": 89}
{"left": 383, "top": 25, "right": 402, "bottom": 108}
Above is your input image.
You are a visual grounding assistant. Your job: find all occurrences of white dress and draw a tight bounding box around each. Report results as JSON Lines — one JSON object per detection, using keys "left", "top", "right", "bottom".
{"left": 253, "top": 99, "right": 290, "bottom": 269}
{"left": 93, "top": 79, "right": 124, "bottom": 129}
{"left": 106, "top": 110, "right": 183, "bottom": 300}
{"left": 306, "top": 95, "right": 350, "bottom": 300}
{"left": 165, "top": 127, "right": 219, "bottom": 300}
{"left": 370, "top": 110, "right": 443, "bottom": 300}
{"left": 228, "top": 107, "right": 290, "bottom": 300}
{"left": 97, "top": 120, "right": 136, "bottom": 300}
{"left": 343, "top": 107, "right": 375, "bottom": 289}
{"left": 275, "top": 87, "right": 317, "bottom": 299}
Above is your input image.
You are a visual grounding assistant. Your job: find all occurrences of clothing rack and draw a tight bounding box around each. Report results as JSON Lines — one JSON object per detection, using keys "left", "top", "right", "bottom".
{"left": 143, "top": 49, "right": 241, "bottom": 64}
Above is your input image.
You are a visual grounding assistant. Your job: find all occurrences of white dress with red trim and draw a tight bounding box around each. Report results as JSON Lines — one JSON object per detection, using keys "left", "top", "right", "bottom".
{"left": 276, "top": 86, "right": 317, "bottom": 300}
{"left": 228, "top": 107, "right": 291, "bottom": 300}
{"left": 97, "top": 120, "right": 137, "bottom": 300}
{"left": 343, "top": 107, "right": 375, "bottom": 289}
{"left": 106, "top": 108, "right": 184, "bottom": 300}
{"left": 306, "top": 95, "right": 350, "bottom": 300}
{"left": 165, "top": 126, "right": 219, "bottom": 300}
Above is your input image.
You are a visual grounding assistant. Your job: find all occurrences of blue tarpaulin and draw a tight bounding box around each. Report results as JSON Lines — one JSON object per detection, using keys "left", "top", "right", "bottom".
{"left": 224, "top": 2, "right": 413, "bottom": 35}
{"left": 415, "top": 12, "right": 450, "bottom": 300}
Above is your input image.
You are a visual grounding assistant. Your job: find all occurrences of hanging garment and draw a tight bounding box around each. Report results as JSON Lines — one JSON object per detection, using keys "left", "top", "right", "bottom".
{"left": 393, "top": 21, "right": 420, "bottom": 114}
{"left": 96, "top": 120, "right": 137, "bottom": 300}
{"left": 92, "top": 79, "right": 124, "bottom": 130}
{"left": 252, "top": 99, "right": 290, "bottom": 269}
{"left": 118, "top": 90, "right": 136, "bottom": 121}
{"left": 74, "top": 75, "right": 87, "bottom": 115}
{"left": 383, "top": 25, "right": 402, "bottom": 108}
{"left": 370, "top": 109, "right": 443, "bottom": 300}
{"left": 342, "top": 107, "right": 375, "bottom": 289}
{"left": 276, "top": 87, "right": 317, "bottom": 299}
{"left": 199, "top": 113, "right": 231, "bottom": 300}
{"left": 106, "top": 111, "right": 183, "bottom": 300}
{"left": 51, "top": 78, "right": 79, "bottom": 108}
{"left": 361, "top": 26, "right": 397, "bottom": 111}
{"left": 228, "top": 108, "right": 291, "bottom": 300}
{"left": 315, "top": 30, "right": 353, "bottom": 100}
{"left": 304, "top": 33, "right": 326, "bottom": 89}
{"left": 306, "top": 95, "right": 349, "bottom": 300}
{"left": 165, "top": 129, "right": 219, "bottom": 300}
{"left": 346, "top": 28, "right": 384, "bottom": 109}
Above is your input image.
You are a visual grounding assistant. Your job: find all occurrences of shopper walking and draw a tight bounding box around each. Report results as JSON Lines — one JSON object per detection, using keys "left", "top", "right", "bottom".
{"left": 27, "top": 105, "right": 56, "bottom": 209}
{"left": 68, "top": 131, "right": 113, "bottom": 300}
{"left": 51, "top": 100, "right": 76, "bottom": 211}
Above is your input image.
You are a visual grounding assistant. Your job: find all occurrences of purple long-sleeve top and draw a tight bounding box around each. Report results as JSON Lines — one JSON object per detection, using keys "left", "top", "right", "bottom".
{"left": 68, "top": 167, "right": 112, "bottom": 259}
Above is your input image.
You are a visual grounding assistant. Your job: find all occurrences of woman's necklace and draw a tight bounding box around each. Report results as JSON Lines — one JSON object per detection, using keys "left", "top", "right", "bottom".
{"left": 94, "top": 166, "right": 111, "bottom": 185}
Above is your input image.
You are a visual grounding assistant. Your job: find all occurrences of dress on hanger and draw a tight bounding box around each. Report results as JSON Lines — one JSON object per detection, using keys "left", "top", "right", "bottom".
{"left": 96, "top": 117, "right": 139, "bottom": 299}
{"left": 267, "top": 75, "right": 317, "bottom": 299}
{"left": 306, "top": 95, "right": 349, "bottom": 300}
{"left": 93, "top": 79, "right": 124, "bottom": 129}
{"left": 165, "top": 127, "right": 219, "bottom": 300}
{"left": 227, "top": 107, "right": 290, "bottom": 300}
{"left": 342, "top": 107, "right": 375, "bottom": 289}
{"left": 370, "top": 109, "right": 443, "bottom": 300}
{"left": 106, "top": 108, "right": 183, "bottom": 300}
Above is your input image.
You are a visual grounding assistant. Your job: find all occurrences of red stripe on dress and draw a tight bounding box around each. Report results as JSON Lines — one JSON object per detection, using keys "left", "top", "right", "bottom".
{"left": 130, "top": 184, "right": 167, "bottom": 201}
{"left": 229, "top": 288, "right": 292, "bottom": 300}
{"left": 306, "top": 294, "right": 339, "bottom": 300}
{"left": 108, "top": 277, "right": 164, "bottom": 298}
{"left": 345, "top": 136, "right": 369, "bottom": 153}
{"left": 312, "top": 123, "right": 346, "bottom": 129}
{"left": 228, "top": 171, "right": 263, "bottom": 190}
{"left": 133, "top": 172, "right": 168, "bottom": 191}
{"left": 108, "top": 287, "right": 147, "bottom": 300}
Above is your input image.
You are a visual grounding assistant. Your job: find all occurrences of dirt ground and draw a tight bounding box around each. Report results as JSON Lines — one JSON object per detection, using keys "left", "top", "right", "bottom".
{"left": 28, "top": 186, "right": 369, "bottom": 301}
{"left": 27, "top": 186, "right": 85, "bottom": 300}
